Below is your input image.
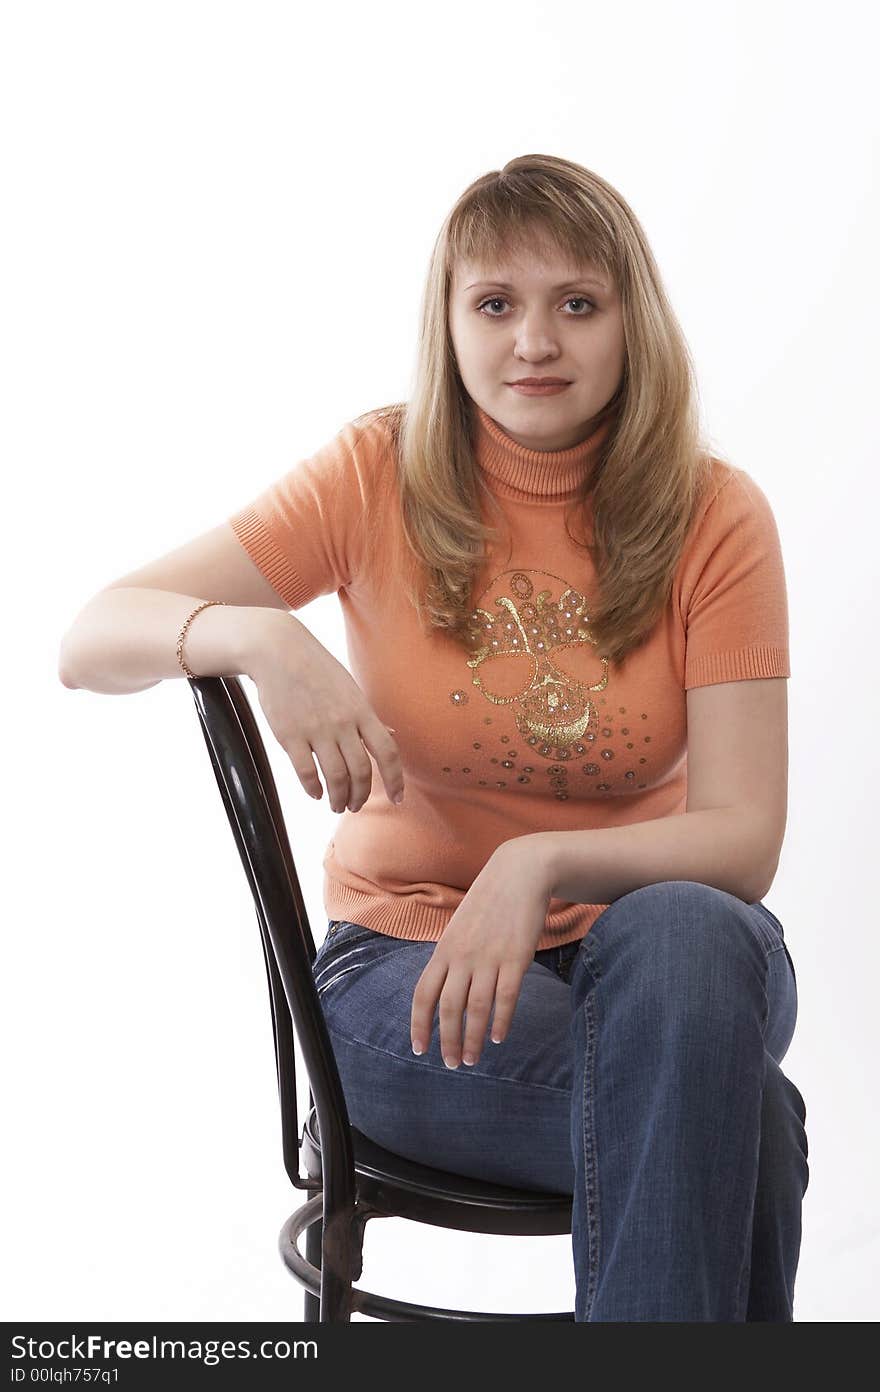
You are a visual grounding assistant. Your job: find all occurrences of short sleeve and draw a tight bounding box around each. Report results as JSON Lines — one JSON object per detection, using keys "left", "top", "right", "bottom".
{"left": 676, "top": 465, "right": 790, "bottom": 689}
{"left": 227, "top": 418, "right": 379, "bottom": 610}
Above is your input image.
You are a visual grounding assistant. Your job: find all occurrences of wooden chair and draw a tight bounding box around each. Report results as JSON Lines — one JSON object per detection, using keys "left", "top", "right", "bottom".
{"left": 187, "top": 675, "right": 575, "bottom": 1321}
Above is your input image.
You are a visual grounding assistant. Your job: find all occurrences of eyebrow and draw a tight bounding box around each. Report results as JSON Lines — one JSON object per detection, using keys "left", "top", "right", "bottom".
{"left": 464, "top": 277, "right": 609, "bottom": 292}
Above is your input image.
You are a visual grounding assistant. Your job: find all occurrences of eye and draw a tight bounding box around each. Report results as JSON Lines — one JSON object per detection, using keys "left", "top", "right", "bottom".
{"left": 476, "top": 295, "right": 596, "bottom": 318}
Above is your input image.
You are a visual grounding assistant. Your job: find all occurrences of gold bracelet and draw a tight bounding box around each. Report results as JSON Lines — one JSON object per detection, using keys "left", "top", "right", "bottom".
{"left": 176, "top": 599, "right": 228, "bottom": 678}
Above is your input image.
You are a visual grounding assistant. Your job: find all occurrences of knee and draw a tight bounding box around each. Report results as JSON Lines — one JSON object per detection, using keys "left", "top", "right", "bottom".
{"left": 584, "top": 880, "right": 749, "bottom": 958}
{"left": 572, "top": 880, "right": 767, "bottom": 1022}
{"left": 611, "top": 878, "right": 742, "bottom": 926}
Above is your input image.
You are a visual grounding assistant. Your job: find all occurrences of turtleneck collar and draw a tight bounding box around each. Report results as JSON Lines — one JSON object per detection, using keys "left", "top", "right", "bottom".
{"left": 471, "top": 401, "right": 613, "bottom": 503}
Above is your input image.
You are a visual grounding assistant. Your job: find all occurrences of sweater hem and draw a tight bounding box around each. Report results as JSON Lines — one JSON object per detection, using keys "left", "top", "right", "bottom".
{"left": 323, "top": 872, "right": 609, "bottom": 949}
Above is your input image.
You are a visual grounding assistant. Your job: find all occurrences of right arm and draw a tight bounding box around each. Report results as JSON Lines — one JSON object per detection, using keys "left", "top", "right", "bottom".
{"left": 58, "top": 586, "right": 290, "bottom": 694}
{"left": 57, "top": 521, "right": 293, "bottom": 694}
{"left": 57, "top": 520, "right": 405, "bottom": 810}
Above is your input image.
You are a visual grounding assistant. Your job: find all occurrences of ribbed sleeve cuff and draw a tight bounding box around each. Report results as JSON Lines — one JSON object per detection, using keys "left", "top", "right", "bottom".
{"left": 228, "top": 506, "right": 312, "bottom": 611}
{"left": 685, "top": 643, "right": 790, "bottom": 689}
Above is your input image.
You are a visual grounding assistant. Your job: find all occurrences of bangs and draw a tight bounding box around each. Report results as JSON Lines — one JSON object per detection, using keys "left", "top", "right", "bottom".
{"left": 446, "top": 184, "right": 616, "bottom": 285}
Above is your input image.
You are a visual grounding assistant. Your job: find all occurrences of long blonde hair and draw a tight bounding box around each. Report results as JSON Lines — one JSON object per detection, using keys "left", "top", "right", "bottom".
{"left": 355, "top": 153, "right": 721, "bottom": 671}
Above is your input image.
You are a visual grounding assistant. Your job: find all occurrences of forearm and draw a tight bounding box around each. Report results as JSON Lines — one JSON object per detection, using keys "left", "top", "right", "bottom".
{"left": 58, "top": 587, "right": 287, "bottom": 694}
{"left": 524, "top": 809, "right": 773, "bottom": 909}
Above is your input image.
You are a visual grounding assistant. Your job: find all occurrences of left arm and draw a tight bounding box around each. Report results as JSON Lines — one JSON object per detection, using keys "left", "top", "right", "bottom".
{"left": 411, "top": 678, "right": 787, "bottom": 1066}
{"left": 527, "top": 806, "right": 771, "bottom": 907}
{"left": 521, "top": 677, "right": 789, "bottom": 907}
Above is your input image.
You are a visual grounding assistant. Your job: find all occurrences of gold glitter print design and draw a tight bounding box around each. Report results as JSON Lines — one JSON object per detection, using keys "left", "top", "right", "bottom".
{"left": 446, "top": 570, "right": 652, "bottom": 800}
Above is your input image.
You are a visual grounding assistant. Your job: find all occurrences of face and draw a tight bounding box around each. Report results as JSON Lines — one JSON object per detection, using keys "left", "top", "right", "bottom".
{"left": 448, "top": 244, "right": 626, "bottom": 450}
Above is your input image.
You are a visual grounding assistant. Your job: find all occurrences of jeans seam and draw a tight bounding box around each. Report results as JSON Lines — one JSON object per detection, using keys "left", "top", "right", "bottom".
{"left": 580, "top": 965, "right": 601, "bottom": 1320}
{"left": 322, "top": 1021, "right": 574, "bottom": 1095}
{"left": 751, "top": 904, "right": 787, "bottom": 956}
{"left": 734, "top": 950, "right": 776, "bottom": 1319}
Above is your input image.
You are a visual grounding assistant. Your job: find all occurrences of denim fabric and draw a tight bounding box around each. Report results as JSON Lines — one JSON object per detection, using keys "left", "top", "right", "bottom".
{"left": 312, "top": 881, "right": 808, "bottom": 1321}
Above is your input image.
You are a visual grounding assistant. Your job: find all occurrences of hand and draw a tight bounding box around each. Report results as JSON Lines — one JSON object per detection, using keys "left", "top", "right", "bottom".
{"left": 409, "top": 838, "right": 554, "bottom": 1068}
{"left": 248, "top": 610, "right": 404, "bottom": 812}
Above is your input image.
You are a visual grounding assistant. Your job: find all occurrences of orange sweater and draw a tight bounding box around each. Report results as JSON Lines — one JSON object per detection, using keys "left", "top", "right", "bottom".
{"left": 228, "top": 404, "right": 789, "bottom": 949}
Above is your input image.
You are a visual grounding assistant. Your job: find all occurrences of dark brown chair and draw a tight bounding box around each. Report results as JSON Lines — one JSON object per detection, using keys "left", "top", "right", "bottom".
{"left": 187, "top": 674, "right": 575, "bottom": 1321}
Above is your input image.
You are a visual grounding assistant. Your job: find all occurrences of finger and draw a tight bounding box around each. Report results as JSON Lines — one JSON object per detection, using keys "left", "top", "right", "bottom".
{"left": 410, "top": 958, "right": 447, "bottom": 1056}
{"left": 461, "top": 967, "right": 500, "bottom": 1065}
{"left": 309, "top": 737, "right": 351, "bottom": 814}
{"left": 335, "top": 728, "right": 375, "bottom": 812}
{"left": 286, "top": 738, "right": 325, "bottom": 801}
{"left": 488, "top": 966, "right": 524, "bottom": 1045}
{"left": 437, "top": 971, "right": 472, "bottom": 1069}
{"left": 361, "top": 717, "right": 405, "bottom": 806}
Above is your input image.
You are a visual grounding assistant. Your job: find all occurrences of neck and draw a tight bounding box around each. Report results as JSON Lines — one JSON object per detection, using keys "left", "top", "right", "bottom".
{"left": 471, "top": 402, "right": 613, "bottom": 503}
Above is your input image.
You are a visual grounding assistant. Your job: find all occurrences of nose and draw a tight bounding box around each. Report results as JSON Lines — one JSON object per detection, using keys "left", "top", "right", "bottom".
{"left": 513, "top": 321, "right": 563, "bottom": 358}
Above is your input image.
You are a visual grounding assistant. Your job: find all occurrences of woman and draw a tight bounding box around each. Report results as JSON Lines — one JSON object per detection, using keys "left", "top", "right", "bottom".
{"left": 59, "top": 153, "right": 809, "bottom": 1321}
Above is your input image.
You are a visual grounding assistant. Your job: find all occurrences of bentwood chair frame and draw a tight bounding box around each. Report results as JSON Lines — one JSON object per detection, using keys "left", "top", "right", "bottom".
{"left": 186, "top": 674, "right": 575, "bottom": 1321}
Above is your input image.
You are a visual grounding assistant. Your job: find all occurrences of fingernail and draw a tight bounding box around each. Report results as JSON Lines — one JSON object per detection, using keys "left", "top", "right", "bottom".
{"left": 443, "top": 1056, "right": 458, "bottom": 1070}
{"left": 412, "top": 1041, "right": 422, "bottom": 1055}
{"left": 394, "top": 792, "right": 404, "bottom": 804}
{"left": 462, "top": 1053, "right": 476, "bottom": 1066}
{"left": 491, "top": 1036, "right": 502, "bottom": 1044}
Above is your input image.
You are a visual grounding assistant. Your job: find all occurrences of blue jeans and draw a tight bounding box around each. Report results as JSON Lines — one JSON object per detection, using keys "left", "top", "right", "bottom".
{"left": 311, "top": 880, "right": 809, "bottom": 1322}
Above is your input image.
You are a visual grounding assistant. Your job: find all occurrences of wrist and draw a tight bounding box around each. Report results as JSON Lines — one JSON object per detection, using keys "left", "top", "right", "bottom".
{"left": 238, "top": 607, "right": 293, "bottom": 680}
{"left": 496, "top": 831, "right": 560, "bottom": 898}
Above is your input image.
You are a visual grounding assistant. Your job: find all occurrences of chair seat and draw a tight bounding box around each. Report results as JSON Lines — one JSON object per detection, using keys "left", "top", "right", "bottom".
{"left": 301, "top": 1105, "right": 573, "bottom": 1237}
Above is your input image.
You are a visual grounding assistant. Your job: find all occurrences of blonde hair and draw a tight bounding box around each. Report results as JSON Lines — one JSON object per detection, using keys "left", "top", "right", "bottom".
{"left": 356, "top": 153, "right": 721, "bottom": 670}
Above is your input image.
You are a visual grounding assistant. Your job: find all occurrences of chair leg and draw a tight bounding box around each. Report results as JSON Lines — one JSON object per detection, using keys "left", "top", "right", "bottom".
{"left": 304, "top": 1213, "right": 322, "bottom": 1322}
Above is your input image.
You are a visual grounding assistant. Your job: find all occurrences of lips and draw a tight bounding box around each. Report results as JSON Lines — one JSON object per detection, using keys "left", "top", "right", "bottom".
{"left": 509, "top": 378, "right": 571, "bottom": 386}
{"left": 507, "top": 381, "right": 572, "bottom": 396}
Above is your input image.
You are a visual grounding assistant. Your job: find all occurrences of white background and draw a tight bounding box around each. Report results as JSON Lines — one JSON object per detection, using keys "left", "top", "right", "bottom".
{"left": 4, "top": 0, "right": 878, "bottom": 1324}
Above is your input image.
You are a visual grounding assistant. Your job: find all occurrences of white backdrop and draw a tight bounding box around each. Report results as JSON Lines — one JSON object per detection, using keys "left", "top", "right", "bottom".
{"left": 4, "top": 0, "right": 877, "bottom": 1324}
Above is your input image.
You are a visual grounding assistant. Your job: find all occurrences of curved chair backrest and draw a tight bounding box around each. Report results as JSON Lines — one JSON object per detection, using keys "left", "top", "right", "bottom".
{"left": 186, "top": 674, "right": 355, "bottom": 1205}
